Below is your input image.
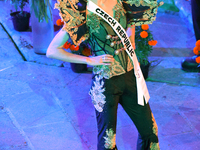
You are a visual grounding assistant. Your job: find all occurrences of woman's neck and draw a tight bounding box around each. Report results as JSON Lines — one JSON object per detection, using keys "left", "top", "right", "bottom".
{"left": 90, "top": 0, "right": 118, "bottom": 18}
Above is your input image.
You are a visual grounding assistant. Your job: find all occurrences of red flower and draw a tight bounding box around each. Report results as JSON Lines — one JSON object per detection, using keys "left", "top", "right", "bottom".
{"left": 63, "top": 41, "right": 71, "bottom": 49}
{"left": 140, "top": 31, "right": 148, "bottom": 38}
{"left": 56, "top": 19, "right": 64, "bottom": 26}
{"left": 195, "top": 40, "right": 200, "bottom": 47}
{"left": 193, "top": 47, "right": 200, "bottom": 55}
{"left": 148, "top": 40, "right": 157, "bottom": 46}
{"left": 69, "top": 45, "right": 79, "bottom": 51}
{"left": 195, "top": 56, "right": 200, "bottom": 63}
{"left": 141, "top": 24, "right": 149, "bottom": 30}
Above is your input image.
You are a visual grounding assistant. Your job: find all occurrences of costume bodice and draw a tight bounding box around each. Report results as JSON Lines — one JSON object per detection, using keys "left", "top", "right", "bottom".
{"left": 55, "top": 0, "right": 161, "bottom": 78}
{"left": 86, "top": 1, "right": 133, "bottom": 79}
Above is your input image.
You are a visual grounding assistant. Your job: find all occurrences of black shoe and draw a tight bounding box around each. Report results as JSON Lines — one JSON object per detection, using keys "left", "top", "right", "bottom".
{"left": 181, "top": 55, "right": 200, "bottom": 72}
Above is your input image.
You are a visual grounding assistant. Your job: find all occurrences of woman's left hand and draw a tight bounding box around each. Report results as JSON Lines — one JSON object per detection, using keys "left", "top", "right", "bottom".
{"left": 86, "top": 54, "right": 114, "bottom": 66}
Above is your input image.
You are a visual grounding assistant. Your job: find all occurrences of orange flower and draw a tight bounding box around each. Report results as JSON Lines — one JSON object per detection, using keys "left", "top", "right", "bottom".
{"left": 195, "top": 56, "right": 200, "bottom": 63}
{"left": 140, "top": 31, "right": 148, "bottom": 38}
{"left": 56, "top": 19, "right": 64, "bottom": 26}
{"left": 69, "top": 45, "right": 79, "bottom": 51}
{"left": 148, "top": 41, "right": 153, "bottom": 46}
{"left": 148, "top": 40, "right": 157, "bottom": 46}
{"left": 195, "top": 40, "right": 200, "bottom": 47}
{"left": 63, "top": 41, "right": 71, "bottom": 49}
{"left": 152, "top": 40, "right": 157, "bottom": 46}
{"left": 82, "top": 47, "right": 91, "bottom": 56}
{"left": 141, "top": 24, "right": 149, "bottom": 30}
{"left": 193, "top": 47, "right": 200, "bottom": 55}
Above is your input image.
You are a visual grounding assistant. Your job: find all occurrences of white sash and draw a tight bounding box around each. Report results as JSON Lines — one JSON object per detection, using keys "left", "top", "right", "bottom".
{"left": 87, "top": 0, "right": 150, "bottom": 105}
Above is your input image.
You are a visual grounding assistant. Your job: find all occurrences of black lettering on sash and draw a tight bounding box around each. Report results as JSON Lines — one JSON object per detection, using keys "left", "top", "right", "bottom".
{"left": 104, "top": 14, "right": 108, "bottom": 20}
{"left": 122, "top": 33, "right": 126, "bottom": 38}
{"left": 108, "top": 17, "right": 112, "bottom": 23}
{"left": 124, "top": 37, "right": 128, "bottom": 44}
{"left": 126, "top": 47, "right": 134, "bottom": 56}
{"left": 96, "top": 8, "right": 101, "bottom": 14}
{"left": 119, "top": 30, "right": 124, "bottom": 36}
{"left": 130, "top": 50, "right": 134, "bottom": 56}
{"left": 127, "top": 44, "right": 131, "bottom": 50}
{"left": 100, "top": 10, "right": 104, "bottom": 16}
{"left": 111, "top": 20, "right": 116, "bottom": 27}
{"left": 116, "top": 26, "right": 121, "bottom": 32}
{"left": 128, "top": 48, "right": 132, "bottom": 53}
{"left": 125, "top": 41, "right": 130, "bottom": 47}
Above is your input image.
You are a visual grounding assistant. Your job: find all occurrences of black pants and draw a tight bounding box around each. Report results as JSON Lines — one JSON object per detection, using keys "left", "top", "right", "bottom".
{"left": 191, "top": 0, "right": 200, "bottom": 41}
{"left": 89, "top": 70, "right": 159, "bottom": 150}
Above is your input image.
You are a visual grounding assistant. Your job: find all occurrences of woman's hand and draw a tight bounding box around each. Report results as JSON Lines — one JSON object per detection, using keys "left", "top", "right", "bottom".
{"left": 86, "top": 54, "right": 114, "bottom": 66}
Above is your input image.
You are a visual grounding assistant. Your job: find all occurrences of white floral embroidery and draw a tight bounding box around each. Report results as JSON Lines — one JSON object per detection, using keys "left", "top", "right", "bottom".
{"left": 93, "top": 60, "right": 126, "bottom": 79}
{"left": 93, "top": 65, "right": 112, "bottom": 79}
{"left": 89, "top": 75, "right": 106, "bottom": 112}
{"left": 104, "top": 129, "right": 116, "bottom": 149}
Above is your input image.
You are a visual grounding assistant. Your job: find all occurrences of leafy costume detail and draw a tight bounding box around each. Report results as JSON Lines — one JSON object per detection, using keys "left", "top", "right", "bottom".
{"left": 86, "top": 13, "right": 101, "bottom": 34}
{"left": 150, "top": 112, "right": 160, "bottom": 149}
{"left": 55, "top": 0, "right": 89, "bottom": 45}
{"left": 122, "top": 0, "right": 163, "bottom": 27}
{"left": 104, "top": 128, "right": 116, "bottom": 149}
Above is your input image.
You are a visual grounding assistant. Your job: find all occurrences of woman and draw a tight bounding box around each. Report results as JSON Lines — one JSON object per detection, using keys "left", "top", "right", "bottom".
{"left": 47, "top": 0, "right": 162, "bottom": 149}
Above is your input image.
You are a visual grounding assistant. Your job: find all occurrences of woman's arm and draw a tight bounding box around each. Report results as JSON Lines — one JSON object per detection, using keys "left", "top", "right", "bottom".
{"left": 127, "top": 26, "right": 136, "bottom": 49}
{"left": 46, "top": 28, "right": 114, "bottom": 66}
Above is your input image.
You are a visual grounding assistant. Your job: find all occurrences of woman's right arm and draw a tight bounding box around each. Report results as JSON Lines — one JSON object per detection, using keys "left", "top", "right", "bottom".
{"left": 46, "top": 28, "right": 114, "bottom": 66}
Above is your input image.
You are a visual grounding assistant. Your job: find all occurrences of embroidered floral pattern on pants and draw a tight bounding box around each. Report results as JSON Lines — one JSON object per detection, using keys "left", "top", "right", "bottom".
{"left": 89, "top": 75, "right": 106, "bottom": 112}
{"left": 150, "top": 142, "right": 160, "bottom": 150}
{"left": 150, "top": 113, "right": 160, "bottom": 150}
{"left": 104, "top": 128, "right": 116, "bottom": 149}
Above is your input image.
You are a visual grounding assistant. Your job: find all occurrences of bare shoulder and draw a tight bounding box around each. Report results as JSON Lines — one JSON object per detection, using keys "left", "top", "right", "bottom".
{"left": 49, "top": 27, "right": 69, "bottom": 48}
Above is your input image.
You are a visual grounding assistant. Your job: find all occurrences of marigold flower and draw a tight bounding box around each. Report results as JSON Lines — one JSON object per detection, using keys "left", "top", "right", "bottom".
{"left": 195, "top": 40, "right": 200, "bottom": 47}
{"left": 193, "top": 47, "right": 200, "bottom": 55}
{"left": 141, "top": 24, "right": 149, "bottom": 30}
{"left": 152, "top": 40, "right": 157, "bottom": 46}
{"left": 140, "top": 31, "right": 148, "bottom": 38}
{"left": 56, "top": 19, "right": 64, "bottom": 26}
{"left": 69, "top": 45, "right": 79, "bottom": 51}
{"left": 148, "top": 40, "right": 157, "bottom": 46}
{"left": 195, "top": 56, "right": 200, "bottom": 63}
{"left": 148, "top": 41, "right": 153, "bottom": 46}
{"left": 63, "top": 41, "right": 71, "bottom": 49}
{"left": 82, "top": 47, "right": 91, "bottom": 56}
